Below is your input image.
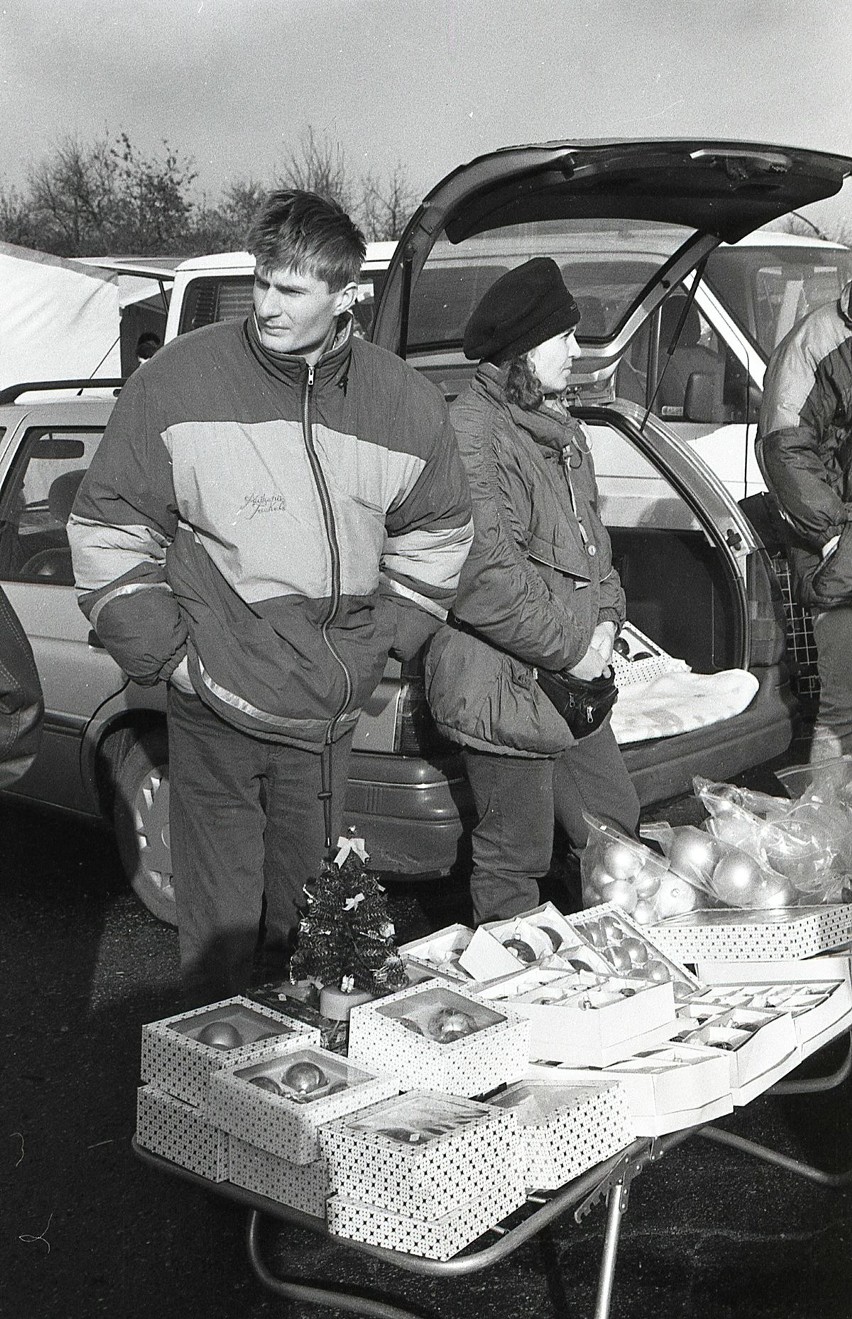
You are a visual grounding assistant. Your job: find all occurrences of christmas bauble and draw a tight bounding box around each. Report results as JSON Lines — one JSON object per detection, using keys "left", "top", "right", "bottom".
{"left": 607, "top": 944, "right": 633, "bottom": 975}
{"left": 539, "top": 926, "right": 564, "bottom": 952}
{"left": 599, "top": 914, "right": 624, "bottom": 940}
{"left": 196, "top": 1021, "right": 244, "bottom": 1050}
{"left": 712, "top": 850, "right": 765, "bottom": 907}
{"left": 621, "top": 936, "right": 649, "bottom": 967}
{"left": 248, "top": 1075, "right": 280, "bottom": 1094}
{"left": 602, "top": 840, "right": 642, "bottom": 881}
{"left": 668, "top": 830, "right": 721, "bottom": 882}
{"left": 654, "top": 872, "right": 702, "bottom": 919}
{"left": 587, "top": 862, "right": 616, "bottom": 895}
{"left": 598, "top": 877, "right": 638, "bottom": 915}
{"left": 633, "top": 862, "right": 663, "bottom": 899}
{"left": 427, "top": 1007, "right": 478, "bottom": 1042}
{"left": 646, "top": 960, "right": 671, "bottom": 983}
{"left": 283, "top": 1061, "right": 327, "bottom": 1094}
{"left": 752, "top": 874, "right": 798, "bottom": 909}
{"left": 632, "top": 899, "right": 658, "bottom": 925}
{"left": 502, "top": 937, "right": 537, "bottom": 963}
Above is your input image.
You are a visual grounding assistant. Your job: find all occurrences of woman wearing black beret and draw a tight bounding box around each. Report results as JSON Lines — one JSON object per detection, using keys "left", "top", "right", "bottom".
{"left": 425, "top": 257, "right": 639, "bottom": 922}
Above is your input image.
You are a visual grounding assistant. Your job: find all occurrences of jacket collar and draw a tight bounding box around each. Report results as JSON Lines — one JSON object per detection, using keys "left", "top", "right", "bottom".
{"left": 473, "top": 362, "right": 588, "bottom": 460}
{"left": 244, "top": 311, "right": 354, "bottom": 388}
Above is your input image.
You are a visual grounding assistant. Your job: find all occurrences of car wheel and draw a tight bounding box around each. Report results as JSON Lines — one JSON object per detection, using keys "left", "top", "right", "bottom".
{"left": 113, "top": 729, "right": 176, "bottom": 926}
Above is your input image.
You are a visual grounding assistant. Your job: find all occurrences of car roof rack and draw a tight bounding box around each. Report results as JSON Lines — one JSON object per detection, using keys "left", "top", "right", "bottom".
{"left": 0, "top": 378, "right": 125, "bottom": 404}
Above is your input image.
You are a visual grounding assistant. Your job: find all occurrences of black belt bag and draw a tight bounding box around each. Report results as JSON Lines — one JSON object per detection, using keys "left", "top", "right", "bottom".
{"left": 447, "top": 613, "right": 618, "bottom": 741}
{"left": 535, "top": 666, "right": 618, "bottom": 739}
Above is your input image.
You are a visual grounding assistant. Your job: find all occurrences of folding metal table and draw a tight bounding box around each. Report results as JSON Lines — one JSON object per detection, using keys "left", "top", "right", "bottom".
{"left": 132, "top": 1027, "right": 852, "bottom": 1319}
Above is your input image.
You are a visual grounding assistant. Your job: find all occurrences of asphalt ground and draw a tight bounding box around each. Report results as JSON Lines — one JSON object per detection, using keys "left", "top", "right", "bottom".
{"left": 3, "top": 730, "right": 852, "bottom": 1319}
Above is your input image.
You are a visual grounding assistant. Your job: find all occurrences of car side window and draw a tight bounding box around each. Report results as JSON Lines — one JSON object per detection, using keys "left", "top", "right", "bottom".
{"left": 617, "top": 300, "right": 749, "bottom": 426}
{"left": 0, "top": 428, "right": 104, "bottom": 586}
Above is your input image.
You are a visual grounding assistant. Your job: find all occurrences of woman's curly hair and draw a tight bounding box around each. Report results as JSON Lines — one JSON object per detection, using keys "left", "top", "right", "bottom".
{"left": 503, "top": 354, "right": 544, "bottom": 411}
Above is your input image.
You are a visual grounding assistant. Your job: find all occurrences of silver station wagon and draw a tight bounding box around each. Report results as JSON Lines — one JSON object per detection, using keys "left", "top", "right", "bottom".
{"left": 3, "top": 137, "right": 851, "bottom": 923}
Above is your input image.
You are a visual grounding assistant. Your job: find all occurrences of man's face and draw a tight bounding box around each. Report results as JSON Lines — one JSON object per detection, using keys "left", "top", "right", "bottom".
{"left": 252, "top": 265, "right": 357, "bottom": 362}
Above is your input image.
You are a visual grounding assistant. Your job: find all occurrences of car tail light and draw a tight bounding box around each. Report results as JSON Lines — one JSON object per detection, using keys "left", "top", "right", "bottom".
{"left": 395, "top": 661, "right": 456, "bottom": 757}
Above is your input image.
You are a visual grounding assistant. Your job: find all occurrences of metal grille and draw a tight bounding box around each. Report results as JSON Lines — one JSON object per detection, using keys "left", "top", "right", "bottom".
{"left": 770, "top": 554, "right": 820, "bottom": 709}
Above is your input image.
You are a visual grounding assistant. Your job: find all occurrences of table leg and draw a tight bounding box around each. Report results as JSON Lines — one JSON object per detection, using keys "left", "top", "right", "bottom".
{"left": 698, "top": 1126, "right": 852, "bottom": 1188}
{"left": 245, "top": 1209, "right": 425, "bottom": 1319}
{"left": 593, "top": 1180, "right": 630, "bottom": 1319}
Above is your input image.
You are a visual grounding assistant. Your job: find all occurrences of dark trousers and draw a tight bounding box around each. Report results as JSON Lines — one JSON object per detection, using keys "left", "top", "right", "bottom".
{"left": 463, "top": 720, "right": 640, "bottom": 924}
{"left": 811, "top": 607, "right": 852, "bottom": 761}
{"left": 167, "top": 689, "right": 353, "bottom": 1004}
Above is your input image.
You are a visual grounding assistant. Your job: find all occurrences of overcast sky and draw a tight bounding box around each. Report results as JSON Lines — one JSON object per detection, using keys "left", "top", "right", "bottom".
{"left": 2, "top": 0, "right": 852, "bottom": 230}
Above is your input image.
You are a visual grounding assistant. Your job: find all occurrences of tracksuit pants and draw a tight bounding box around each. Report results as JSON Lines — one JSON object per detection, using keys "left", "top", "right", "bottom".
{"left": 462, "top": 719, "right": 640, "bottom": 924}
{"left": 167, "top": 689, "right": 353, "bottom": 1005}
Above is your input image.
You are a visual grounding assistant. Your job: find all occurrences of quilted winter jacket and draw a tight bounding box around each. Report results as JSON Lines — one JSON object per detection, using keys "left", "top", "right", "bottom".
{"left": 426, "top": 364, "right": 625, "bottom": 756}
{"left": 757, "top": 280, "right": 852, "bottom": 609}
{"left": 68, "top": 315, "right": 473, "bottom": 749}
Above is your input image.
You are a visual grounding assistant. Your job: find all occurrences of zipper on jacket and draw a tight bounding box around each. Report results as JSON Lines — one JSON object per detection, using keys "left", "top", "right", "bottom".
{"left": 301, "top": 363, "right": 354, "bottom": 741}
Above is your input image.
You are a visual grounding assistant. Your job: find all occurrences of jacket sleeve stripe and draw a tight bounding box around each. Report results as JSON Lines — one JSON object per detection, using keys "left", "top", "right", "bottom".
{"left": 88, "top": 580, "right": 173, "bottom": 631}
{"left": 68, "top": 514, "right": 170, "bottom": 592}
{"left": 382, "top": 521, "right": 474, "bottom": 593}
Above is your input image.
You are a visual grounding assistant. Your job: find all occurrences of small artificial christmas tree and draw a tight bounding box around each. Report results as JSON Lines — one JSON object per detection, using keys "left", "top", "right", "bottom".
{"left": 290, "top": 837, "right": 408, "bottom": 996}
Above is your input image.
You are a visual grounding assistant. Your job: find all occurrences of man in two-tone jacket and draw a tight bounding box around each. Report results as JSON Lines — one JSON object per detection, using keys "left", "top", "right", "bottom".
{"left": 69, "top": 191, "right": 473, "bottom": 1002}
{"left": 757, "top": 279, "right": 852, "bottom": 763}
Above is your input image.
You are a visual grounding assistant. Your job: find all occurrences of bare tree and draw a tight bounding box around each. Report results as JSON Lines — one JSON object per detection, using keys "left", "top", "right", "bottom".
{"left": 27, "top": 135, "right": 120, "bottom": 253}
{"left": 277, "top": 127, "right": 355, "bottom": 213}
{"left": 360, "top": 165, "right": 419, "bottom": 241}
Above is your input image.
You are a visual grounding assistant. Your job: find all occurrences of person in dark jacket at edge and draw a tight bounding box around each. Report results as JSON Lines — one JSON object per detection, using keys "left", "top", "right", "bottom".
{"left": 425, "top": 258, "right": 640, "bottom": 924}
{"left": 68, "top": 190, "right": 474, "bottom": 1005}
{"left": 0, "top": 584, "right": 43, "bottom": 787}
{"left": 757, "top": 279, "right": 852, "bottom": 764}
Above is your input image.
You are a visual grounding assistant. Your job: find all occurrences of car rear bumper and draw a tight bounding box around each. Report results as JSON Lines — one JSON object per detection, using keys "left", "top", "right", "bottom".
{"left": 344, "top": 666, "right": 796, "bottom": 873}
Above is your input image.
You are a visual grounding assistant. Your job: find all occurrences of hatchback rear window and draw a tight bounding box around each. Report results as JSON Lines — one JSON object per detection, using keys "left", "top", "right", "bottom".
{"left": 407, "top": 220, "right": 693, "bottom": 351}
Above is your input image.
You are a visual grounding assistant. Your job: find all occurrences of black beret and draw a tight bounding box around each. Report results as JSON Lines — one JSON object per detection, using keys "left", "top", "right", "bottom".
{"left": 463, "top": 257, "right": 580, "bottom": 363}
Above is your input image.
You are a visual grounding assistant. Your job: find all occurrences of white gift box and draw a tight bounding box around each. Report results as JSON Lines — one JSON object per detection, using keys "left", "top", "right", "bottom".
{"left": 458, "top": 903, "right": 611, "bottom": 982}
{"left": 326, "top": 1179, "right": 525, "bottom": 1261}
{"left": 530, "top": 1043, "right": 733, "bottom": 1137}
{"left": 319, "top": 1090, "right": 523, "bottom": 1218}
{"left": 566, "top": 904, "right": 701, "bottom": 998}
{"left": 136, "top": 1083, "right": 229, "bottom": 1182}
{"left": 346, "top": 981, "right": 529, "bottom": 1098}
{"left": 488, "top": 1079, "right": 632, "bottom": 1190}
{"left": 671, "top": 1001, "right": 799, "bottom": 1104}
{"left": 475, "top": 964, "right": 678, "bottom": 1067}
{"left": 650, "top": 904, "right": 852, "bottom": 964}
{"left": 206, "top": 1043, "right": 399, "bottom": 1165}
{"left": 400, "top": 923, "right": 476, "bottom": 984}
{"left": 228, "top": 1137, "right": 329, "bottom": 1218}
{"left": 694, "top": 957, "right": 852, "bottom": 1060}
{"left": 141, "top": 996, "right": 319, "bottom": 1107}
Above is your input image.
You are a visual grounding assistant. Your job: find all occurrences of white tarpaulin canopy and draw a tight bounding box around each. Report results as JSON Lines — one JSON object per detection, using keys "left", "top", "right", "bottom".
{"left": 0, "top": 241, "right": 121, "bottom": 391}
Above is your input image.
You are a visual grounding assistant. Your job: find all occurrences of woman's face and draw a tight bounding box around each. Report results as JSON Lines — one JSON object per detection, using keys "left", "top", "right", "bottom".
{"left": 526, "top": 328, "right": 580, "bottom": 395}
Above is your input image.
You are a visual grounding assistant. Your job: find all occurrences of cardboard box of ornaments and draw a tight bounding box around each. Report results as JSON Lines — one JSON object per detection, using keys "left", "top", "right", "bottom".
{"left": 402, "top": 903, "right": 701, "bottom": 1069}
{"left": 136, "top": 996, "right": 320, "bottom": 1179}
{"left": 317, "top": 1081, "right": 634, "bottom": 1257}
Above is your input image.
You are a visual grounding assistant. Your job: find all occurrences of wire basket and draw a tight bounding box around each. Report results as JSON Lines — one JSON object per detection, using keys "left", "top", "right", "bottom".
{"left": 769, "top": 554, "right": 820, "bottom": 710}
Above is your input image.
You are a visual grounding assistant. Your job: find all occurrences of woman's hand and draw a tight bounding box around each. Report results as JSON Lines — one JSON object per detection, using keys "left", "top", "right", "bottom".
{"left": 590, "top": 620, "right": 617, "bottom": 666}
{"left": 568, "top": 643, "right": 610, "bottom": 680}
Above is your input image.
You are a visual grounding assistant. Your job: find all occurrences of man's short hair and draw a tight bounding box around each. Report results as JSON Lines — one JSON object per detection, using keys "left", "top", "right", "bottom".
{"left": 246, "top": 190, "right": 366, "bottom": 291}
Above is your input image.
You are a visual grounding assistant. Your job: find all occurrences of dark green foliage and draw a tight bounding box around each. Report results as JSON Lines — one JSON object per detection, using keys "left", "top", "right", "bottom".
{"left": 289, "top": 846, "right": 408, "bottom": 995}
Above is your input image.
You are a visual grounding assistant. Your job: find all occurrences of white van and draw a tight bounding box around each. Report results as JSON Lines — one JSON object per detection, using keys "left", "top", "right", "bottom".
{"left": 164, "top": 240, "right": 396, "bottom": 343}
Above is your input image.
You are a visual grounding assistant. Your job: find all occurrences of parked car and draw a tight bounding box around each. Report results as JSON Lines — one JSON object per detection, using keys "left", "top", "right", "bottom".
{"left": 3, "top": 138, "right": 851, "bottom": 926}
